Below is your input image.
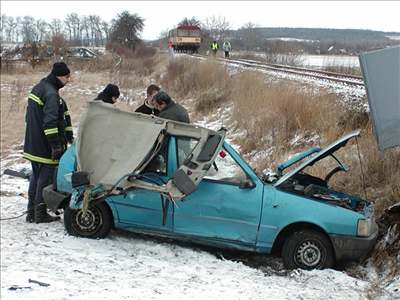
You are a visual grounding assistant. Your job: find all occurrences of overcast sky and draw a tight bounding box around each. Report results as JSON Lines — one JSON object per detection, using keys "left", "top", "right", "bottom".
{"left": 2, "top": 1, "right": 399, "bottom": 40}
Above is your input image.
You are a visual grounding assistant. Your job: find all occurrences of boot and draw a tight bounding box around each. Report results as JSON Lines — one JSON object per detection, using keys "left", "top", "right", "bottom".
{"left": 35, "top": 203, "right": 60, "bottom": 223}
{"left": 26, "top": 208, "right": 35, "bottom": 223}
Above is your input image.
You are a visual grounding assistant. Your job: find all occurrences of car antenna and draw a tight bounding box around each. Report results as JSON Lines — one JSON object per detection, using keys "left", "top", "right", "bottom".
{"left": 356, "top": 136, "right": 368, "bottom": 201}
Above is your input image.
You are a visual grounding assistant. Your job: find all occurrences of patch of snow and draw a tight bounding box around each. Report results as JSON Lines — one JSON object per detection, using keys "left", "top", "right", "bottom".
{"left": 300, "top": 55, "right": 359, "bottom": 68}
{"left": 265, "top": 37, "right": 318, "bottom": 43}
{"left": 386, "top": 35, "right": 400, "bottom": 41}
{"left": 290, "top": 132, "right": 320, "bottom": 147}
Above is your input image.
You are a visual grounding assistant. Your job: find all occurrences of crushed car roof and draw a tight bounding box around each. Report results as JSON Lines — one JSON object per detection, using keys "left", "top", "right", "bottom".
{"left": 76, "top": 102, "right": 226, "bottom": 200}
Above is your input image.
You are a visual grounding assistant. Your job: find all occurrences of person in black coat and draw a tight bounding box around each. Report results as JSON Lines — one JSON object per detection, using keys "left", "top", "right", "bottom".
{"left": 23, "top": 62, "right": 73, "bottom": 223}
{"left": 135, "top": 84, "right": 160, "bottom": 115}
{"left": 94, "top": 84, "right": 120, "bottom": 104}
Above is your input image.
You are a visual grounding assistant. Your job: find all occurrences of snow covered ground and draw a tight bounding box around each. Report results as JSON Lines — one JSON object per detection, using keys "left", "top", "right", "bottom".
{"left": 300, "top": 55, "right": 359, "bottom": 68}
{"left": 1, "top": 143, "right": 398, "bottom": 300}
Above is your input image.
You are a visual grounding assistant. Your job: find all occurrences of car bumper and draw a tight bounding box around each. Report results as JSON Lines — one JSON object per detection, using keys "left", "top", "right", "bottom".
{"left": 43, "top": 184, "right": 70, "bottom": 212}
{"left": 329, "top": 229, "right": 378, "bottom": 262}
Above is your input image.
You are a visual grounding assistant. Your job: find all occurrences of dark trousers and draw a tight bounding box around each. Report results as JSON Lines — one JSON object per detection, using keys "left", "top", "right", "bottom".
{"left": 224, "top": 51, "right": 230, "bottom": 58}
{"left": 27, "top": 161, "right": 55, "bottom": 210}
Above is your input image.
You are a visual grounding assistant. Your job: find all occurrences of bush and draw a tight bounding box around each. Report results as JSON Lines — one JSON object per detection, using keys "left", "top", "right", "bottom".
{"left": 194, "top": 89, "right": 229, "bottom": 113}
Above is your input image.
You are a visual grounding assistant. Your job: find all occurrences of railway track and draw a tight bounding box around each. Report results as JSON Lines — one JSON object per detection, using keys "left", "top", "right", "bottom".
{"left": 189, "top": 54, "right": 365, "bottom": 87}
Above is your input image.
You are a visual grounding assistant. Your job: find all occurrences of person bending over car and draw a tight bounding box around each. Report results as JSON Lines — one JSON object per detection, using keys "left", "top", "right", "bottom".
{"left": 94, "top": 83, "right": 120, "bottom": 104}
{"left": 135, "top": 84, "right": 161, "bottom": 115}
{"left": 153, "top": 91, "right": 190, "bottom": 123}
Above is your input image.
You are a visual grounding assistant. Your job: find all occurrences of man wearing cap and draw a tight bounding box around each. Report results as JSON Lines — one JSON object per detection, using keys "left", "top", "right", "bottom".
{"left": 94, "top": 83, "right": 120, "bottom": 104}
{"left": 154, "top": 91, "right": 190, "bottom": 123}
{"left": 23, "top": 62, "right": 73, "bottom": 223}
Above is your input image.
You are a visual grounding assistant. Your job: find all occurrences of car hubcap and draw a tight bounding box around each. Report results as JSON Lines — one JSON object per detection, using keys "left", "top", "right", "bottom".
{"left": 74, "top": 208, "right": 102, "bottom": 234}
{"left": 295, "top": 241, "right": 322, "bottom": 267}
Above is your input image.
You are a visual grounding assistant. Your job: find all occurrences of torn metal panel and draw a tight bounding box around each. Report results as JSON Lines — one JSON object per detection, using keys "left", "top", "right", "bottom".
{"left": 359, "top": 46, "right": 400, "bottom": 151}
{"left": 76, "top": 101, "right": 167, "bottom": 186}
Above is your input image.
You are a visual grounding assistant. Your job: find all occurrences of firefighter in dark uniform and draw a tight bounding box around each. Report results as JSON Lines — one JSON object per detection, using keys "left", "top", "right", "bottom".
{"left": 23, "top": 62, "right": 73, "bottom": 223}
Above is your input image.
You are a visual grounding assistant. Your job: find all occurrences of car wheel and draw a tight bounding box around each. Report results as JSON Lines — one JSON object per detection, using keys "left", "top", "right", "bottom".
{"left": 282, "top": 230, "right": 334, "bottom": 270}
{"left": 64, "top": 202, "right": 112, "bottom": 239}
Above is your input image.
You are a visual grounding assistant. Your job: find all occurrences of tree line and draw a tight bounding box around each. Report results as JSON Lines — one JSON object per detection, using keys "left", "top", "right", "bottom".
{"left": 1, "top": 13, "right": 113, "bottom": 46}
{"left": 1, "top": 11, "right": 147, "bottom": 51}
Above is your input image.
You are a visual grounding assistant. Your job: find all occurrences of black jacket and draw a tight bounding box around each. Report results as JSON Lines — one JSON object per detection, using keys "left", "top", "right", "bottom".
{"left": 135, "top": 102, "right": 159, "bottom": 115}
{"left": 94, "top": 92, "right": 115, "bottom": 104}
{"left": 23, "top": 74, "right": 73, "bottom": 165}
{"left": 158, "top": 101, "right": 190, "bottom": 123}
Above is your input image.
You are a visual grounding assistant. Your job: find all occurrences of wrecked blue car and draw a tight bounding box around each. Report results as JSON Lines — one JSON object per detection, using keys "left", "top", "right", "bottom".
{"left": 43, "top": 102, "right": 377, "bottom": 270}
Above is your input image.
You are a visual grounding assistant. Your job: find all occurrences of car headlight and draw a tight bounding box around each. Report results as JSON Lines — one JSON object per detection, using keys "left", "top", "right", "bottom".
{"left": 357, "top": 218, "right": 372, "bottom": 237}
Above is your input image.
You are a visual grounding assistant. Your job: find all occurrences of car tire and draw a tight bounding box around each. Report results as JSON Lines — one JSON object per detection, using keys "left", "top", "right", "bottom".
{"left": 282, "top": 230, "right": 334, "bottom": 270}
{"left": 64, "top": 201, "right": 112, "bottom": 239}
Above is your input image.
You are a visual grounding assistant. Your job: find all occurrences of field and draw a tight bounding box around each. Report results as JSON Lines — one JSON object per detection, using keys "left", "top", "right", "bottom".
{"left": 1, "top": 52, "right": 399, "bottom": 298}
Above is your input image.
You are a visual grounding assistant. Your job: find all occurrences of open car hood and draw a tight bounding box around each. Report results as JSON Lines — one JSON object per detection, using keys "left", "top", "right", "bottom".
{"left": 274, "top": 130, "right": 361, "bottom": 187}
{"left": 76, "top": 102, "right": 226, "bottom": 200}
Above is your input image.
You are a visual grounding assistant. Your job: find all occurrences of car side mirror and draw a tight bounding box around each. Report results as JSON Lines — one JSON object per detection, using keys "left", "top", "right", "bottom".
{"left": 239, "top": 178, "right": 255, "bottom": 189}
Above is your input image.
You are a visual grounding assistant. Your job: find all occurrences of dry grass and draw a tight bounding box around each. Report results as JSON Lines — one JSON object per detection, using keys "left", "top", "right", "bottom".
{"left": 230, "top": 71, "right": 343, "bottom": 153}
{"left": 0, "top": 73, "right": 46, "bottom": 156}
{"left": 1, "top": 60, "right": 51, "bottom": 75}
{"left": 194, "top": 89, "right": 229, "bottom": 113}
{"left": 160, "top": 57, "right": 230, "bottom": 98}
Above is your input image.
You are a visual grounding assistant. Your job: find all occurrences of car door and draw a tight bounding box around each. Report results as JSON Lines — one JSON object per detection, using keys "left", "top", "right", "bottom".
{"left": 172, "top": 138, "right": 264, "bottom": 248}
{"left": 109, "top": 137, "right": 174, "bottom": 232}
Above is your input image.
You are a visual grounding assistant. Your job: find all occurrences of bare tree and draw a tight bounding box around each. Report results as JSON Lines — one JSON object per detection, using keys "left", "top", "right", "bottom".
{"left": 81, "top": 16, "right": 91, "bottom": 46}
{"left": 1, "top": 15, "right": 14, "bottom": 42}
{"left": 64, "top": 16, "right": 73, "bottom": 41}
{"left": 12, "top": 17, "right": 22, "bottom": 42}
{"left": 239, "top": 22, "right": 259, "bottom": 50}
{"left": 88, "top": 15, "right": 102, "bottom": 46}
{"left": 49, "top": 18, "right": 63, "bottom": 37}
{"left": 101, "top": 21, "right": 109, "bottom": 44}
{"left": 35, "top": 19, "right": 48, "bottom": 42}
{"left": 202, "top": 15, "right": 230, "bottom": 40}
{"left": 8, "top": 16, "right": 18, "bottom": 42}
{"left": 66, "top": 13, "right": 81, "bottom": 44}
{"left": 21, "top": 16, "right": 36, "bottom": 42}
{"left": 1, "top": 14, "right": 6, "bottom": 42}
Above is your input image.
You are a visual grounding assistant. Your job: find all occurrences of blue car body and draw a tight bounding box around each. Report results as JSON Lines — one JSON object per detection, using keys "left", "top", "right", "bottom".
{"left": 48, "top": 132, "right": 377, "bottom": 265}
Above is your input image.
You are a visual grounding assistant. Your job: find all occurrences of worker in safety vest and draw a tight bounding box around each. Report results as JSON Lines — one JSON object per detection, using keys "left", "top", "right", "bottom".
{"left": 211, "top": 40, "right": 219, "bottom": 57}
